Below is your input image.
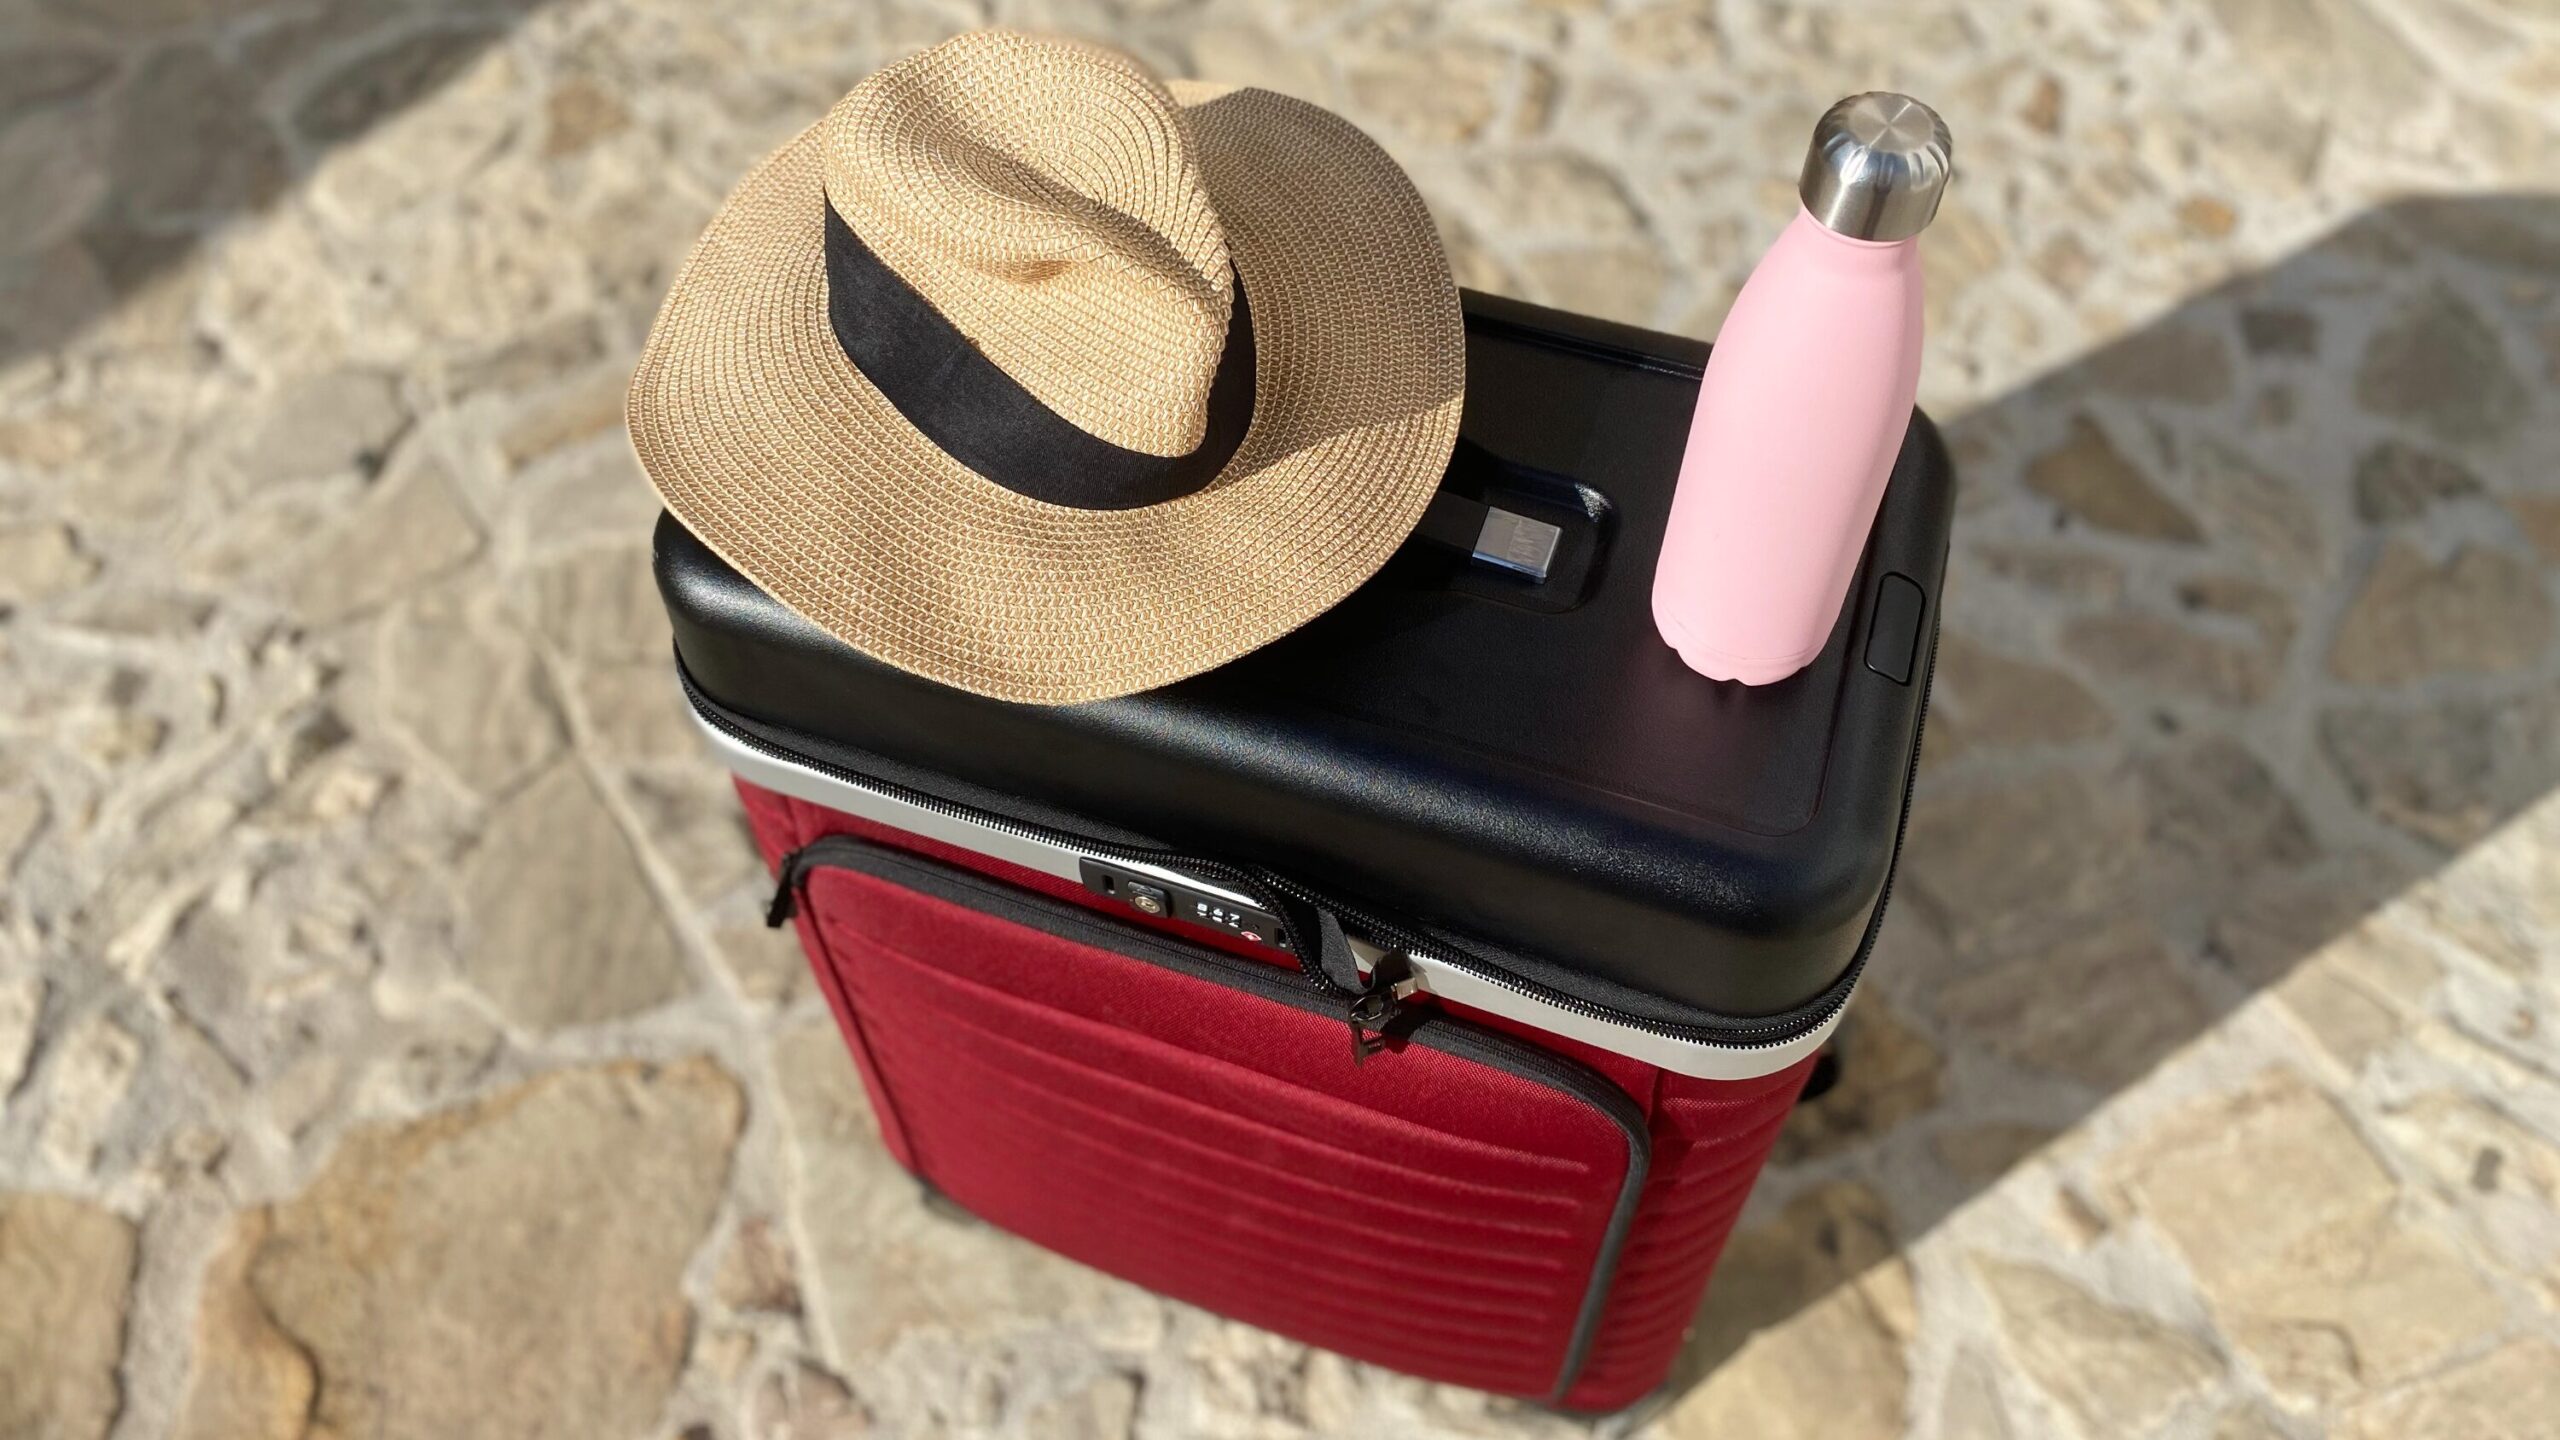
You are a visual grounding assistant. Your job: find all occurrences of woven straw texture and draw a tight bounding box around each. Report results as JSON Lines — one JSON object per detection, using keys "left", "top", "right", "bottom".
{"left": 827, "top": 32, "right": 1234, "bottom": 456}
{"left": 628, "top": 31, "right": 1465, "bottom": 705}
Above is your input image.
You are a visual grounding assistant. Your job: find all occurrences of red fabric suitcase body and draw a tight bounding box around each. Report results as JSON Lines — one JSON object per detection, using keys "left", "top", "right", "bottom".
{"left": 741, "top": 782, "right": 1814, "bottom": 1409}
{"left": 660, "top": 294, "right": 1952, "bottom": 1410}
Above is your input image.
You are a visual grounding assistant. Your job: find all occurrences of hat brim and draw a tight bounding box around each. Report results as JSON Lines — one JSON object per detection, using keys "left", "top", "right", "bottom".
{"left": 627, "top": 81, "right": 1464, "bottom": 705}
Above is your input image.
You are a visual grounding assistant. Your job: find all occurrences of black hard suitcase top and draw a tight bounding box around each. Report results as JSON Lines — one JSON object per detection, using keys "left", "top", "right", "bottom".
{"left": 658, "top": 292, "right": 1954, "bottom": 1026}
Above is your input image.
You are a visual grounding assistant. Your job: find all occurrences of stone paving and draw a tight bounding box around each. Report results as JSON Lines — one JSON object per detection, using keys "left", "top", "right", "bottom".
{"left": 2, "top": 0, "right": 2558, "bottom": 1437}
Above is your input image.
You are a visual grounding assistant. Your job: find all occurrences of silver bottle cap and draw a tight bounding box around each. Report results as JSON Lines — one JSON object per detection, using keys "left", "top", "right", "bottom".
{"left": 1797, "top": 93, "right": 1952, "bottom": 243}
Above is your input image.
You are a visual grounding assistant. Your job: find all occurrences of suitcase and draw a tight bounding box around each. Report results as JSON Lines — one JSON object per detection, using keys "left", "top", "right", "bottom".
{"left": 655, "top": 292, "right": 1954, "bottom": 1411}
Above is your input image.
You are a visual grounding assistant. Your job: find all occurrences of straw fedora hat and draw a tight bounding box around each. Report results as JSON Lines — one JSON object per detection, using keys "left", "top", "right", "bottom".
{"left": 629, "top": 29, "right": 1465, "bottom": 705}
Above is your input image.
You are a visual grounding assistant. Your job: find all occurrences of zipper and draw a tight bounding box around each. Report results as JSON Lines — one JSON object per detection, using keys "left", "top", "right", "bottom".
{"left": 765, "top": 810, "right": 1400, "bottom": 1060}
{"left": 1345, "top": 949, "right": 1420, "bottom": 1065}
{"left": 760, "top": 830, "right": 1654, "bottom": 1402}
{"left": 696, "top": 637, "right": 1932, "bottom": 1056}
{"left": 722, "top": 671, "right": 1344, "bottom": 997}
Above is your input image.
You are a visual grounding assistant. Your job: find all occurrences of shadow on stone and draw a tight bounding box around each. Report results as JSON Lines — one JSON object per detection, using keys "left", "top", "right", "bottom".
{"left": 1661, "top": 190, "right": 2560, "bottom": 1416}
{"left": 0, "top": 0, "right": 557, "bottom": 364}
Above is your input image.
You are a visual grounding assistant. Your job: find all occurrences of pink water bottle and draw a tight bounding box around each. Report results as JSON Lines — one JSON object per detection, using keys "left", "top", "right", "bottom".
{"left": 1653, "top": 94, "right": 1953, "bottom": 685}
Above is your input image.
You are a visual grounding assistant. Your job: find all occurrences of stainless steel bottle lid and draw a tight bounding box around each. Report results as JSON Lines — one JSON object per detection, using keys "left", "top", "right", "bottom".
{"left": 1798, "top": 93, "right": 1952, "bottom": 243}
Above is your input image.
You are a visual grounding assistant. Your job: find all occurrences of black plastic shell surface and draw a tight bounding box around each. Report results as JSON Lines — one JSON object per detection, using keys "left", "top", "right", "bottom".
{"left": 658, "top": 293, "right": 1956, "bottom": 1022}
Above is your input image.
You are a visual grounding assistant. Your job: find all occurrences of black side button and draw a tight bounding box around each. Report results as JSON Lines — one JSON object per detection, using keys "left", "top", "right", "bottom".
{"left": 1863, "top": 573, "right": 1927, "bottom": 685}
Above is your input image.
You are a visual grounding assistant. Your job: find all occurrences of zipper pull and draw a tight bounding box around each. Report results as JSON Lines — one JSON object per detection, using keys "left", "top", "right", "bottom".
{"left": 765, "top": 845, "right": 811, "bottom": 927}
{"left": 1347, "top": 989, "right": 1399, "bottom": 1065}
{"left": 1346, "top": 952, "right": 1419, "bottom": 1066}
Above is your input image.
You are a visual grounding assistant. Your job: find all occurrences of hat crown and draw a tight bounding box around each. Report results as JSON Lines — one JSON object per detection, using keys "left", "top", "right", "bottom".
{"left": 824, "top": 31, "right": 1236, "bottom": 458}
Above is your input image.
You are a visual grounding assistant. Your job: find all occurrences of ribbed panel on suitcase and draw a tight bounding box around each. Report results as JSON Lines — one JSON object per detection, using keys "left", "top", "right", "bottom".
{"left": 741, "top": 780, "right": 1811, "bottom": 1411}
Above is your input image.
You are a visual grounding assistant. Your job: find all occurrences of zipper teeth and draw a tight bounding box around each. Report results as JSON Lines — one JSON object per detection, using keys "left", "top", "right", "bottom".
{"left": 685, "top": 657, "right": 1927, "bottom": 1051}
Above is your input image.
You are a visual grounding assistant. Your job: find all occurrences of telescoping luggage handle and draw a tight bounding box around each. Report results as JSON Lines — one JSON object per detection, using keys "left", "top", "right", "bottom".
{"left": 1408, "top": 437, "right": 1603, "bottom": 595}
{"left": 694, "top": 663, "right": 1875, "bottom": 1081}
